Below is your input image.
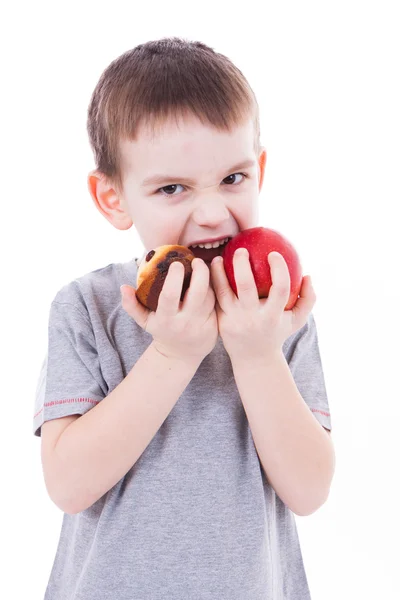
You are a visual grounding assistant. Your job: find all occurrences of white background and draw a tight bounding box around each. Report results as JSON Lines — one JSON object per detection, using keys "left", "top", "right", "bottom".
{"left": 1, "top": 0, "right": 399, "bottom": 598}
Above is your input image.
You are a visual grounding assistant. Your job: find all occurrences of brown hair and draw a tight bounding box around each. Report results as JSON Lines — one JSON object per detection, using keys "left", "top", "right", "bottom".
{"left": 87, "top": 37, "right": 260, "bottom": 194}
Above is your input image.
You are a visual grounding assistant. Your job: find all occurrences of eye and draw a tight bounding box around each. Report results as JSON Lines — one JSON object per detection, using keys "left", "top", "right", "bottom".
{"left": 156, "top": 173, "right": 248, "bottom": 197}
{"left": 223, "top": 173, "right": 247, "bottom": 185}
{"left": 157, "top": 184, "right": 185, "bottom": 197}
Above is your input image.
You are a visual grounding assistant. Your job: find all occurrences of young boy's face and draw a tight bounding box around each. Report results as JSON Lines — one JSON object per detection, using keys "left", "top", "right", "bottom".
{"left": 90, "top": 113, "right": 266, "bottom": 265}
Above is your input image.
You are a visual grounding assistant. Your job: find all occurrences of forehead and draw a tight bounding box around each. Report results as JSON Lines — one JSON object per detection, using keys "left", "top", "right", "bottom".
{"left": 119, "top": 114, "right": 256, "bottom": 179}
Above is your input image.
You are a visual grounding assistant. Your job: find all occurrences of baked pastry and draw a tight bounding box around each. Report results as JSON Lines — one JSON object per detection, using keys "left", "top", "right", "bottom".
{"left": 136, "top": 245, "right": 195, "bottom": 311}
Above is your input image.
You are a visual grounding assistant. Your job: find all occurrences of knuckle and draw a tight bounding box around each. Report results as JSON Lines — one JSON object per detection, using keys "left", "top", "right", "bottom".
{"left": 299, "top": 316, "right": 308, "bottom": 329}
{"left": 276, "top": 285, "right": 289, "bottom": 298}
{"left": 238, "top": 283, "right": 254, "bottom": 294}
{"left": 160, "top": 289, "right": 177, "bottom": 302}
{"left": 218, "top": 285, "right": 231, "bottom": 299}
{"left": 170, "top": 317, "right": 186, "bottom": 335}
{"left": 266, "top": 312, "right": 280, "bottom": 327}
{"left": 121, "top": 299, "right": 132, "bottom": 314}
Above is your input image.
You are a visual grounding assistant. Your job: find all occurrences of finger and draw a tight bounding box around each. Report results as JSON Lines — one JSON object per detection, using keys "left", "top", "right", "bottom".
{"left": 156, "top": 260, "right": 185, "bottom": 317}
{"left": 233, "top": 248, "right": 259, "bottom": 309}
{"left": 265, "top": 252, "right": 291, "bottom": 314}
{"left": 181, "top": 258, "right": 211, "bottom": 313}
{"left": 292, "top": 275, "right": 317, "bottom": 327}
{"left": 199, "top": 275, "right": 216, "bottom": 314}
{"left": 205, "top": 282, "right": 217, "bottom": 316}
{"left": 210, "top": 255, "right": 236, "bottom": 313}
{"left": 122, "top": 285, "right": 151, "bottom": 330}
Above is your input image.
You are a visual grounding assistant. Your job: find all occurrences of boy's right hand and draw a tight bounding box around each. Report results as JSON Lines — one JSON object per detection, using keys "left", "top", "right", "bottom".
{"left": 120, "top": 258, "right": 218, "bottom": 363}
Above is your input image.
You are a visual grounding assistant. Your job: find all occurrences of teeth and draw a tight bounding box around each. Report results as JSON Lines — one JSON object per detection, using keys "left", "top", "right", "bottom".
{"left": 192, "top": 237, "right": 230, "bottom": 249}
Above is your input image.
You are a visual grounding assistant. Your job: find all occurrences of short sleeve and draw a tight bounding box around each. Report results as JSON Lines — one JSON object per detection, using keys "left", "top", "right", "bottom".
{"left": 33, "top": 300, "right": 107, "bottom": 437}
{"left": 283, "top": 312, "right": 332, "bottom": 432}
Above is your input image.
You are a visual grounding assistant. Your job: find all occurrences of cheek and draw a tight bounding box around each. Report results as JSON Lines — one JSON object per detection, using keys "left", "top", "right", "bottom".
{"left": 146, "top": 217, "right": 183, "bottom": 247}
{"left": 230, "top": 196, "right": 259, "bottom": 231}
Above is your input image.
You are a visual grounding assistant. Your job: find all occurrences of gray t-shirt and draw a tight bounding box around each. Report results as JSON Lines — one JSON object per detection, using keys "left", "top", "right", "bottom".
{"left": 33, "top": 257, "right": 332, "bottom": 600}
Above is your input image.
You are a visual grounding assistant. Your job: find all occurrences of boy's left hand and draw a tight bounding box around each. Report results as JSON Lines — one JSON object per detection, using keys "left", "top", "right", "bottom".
{"left": 210, "top": 249, "right": 316, "bottom": 364}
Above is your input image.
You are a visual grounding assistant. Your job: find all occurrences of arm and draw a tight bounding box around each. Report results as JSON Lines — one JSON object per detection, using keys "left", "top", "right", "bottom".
{"left": 231, "top": 350, "right": 335, "bottom": 517}
{"left": 45, "top": 342, "right": 201, "bottom": 514}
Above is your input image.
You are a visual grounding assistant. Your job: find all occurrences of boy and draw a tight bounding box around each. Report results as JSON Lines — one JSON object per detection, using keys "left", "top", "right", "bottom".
{"left": 33, "top": 37, "right": 335, "bottom": 599}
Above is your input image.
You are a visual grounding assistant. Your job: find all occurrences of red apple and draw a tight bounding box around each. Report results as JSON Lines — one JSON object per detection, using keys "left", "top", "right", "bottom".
{"left": 222, "top": 227, "right": 303, "bottom": 310}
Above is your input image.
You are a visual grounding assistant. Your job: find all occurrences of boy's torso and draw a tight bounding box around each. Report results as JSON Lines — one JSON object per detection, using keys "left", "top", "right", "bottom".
{"left": 37, "top": 257, "right": 312, "bottom": 600}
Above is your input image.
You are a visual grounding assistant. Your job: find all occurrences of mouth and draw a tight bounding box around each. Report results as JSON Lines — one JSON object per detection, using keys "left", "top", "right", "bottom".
{"left": 188, "top": 238, "right": 232, "bottom": 262}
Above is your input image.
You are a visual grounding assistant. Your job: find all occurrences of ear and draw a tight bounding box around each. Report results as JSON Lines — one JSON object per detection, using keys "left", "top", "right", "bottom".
{"left": 87, "top": 170, "right": 133, "bottom": 231}
{"left": 258, "top": 147, "right": 267, "bottom": 192}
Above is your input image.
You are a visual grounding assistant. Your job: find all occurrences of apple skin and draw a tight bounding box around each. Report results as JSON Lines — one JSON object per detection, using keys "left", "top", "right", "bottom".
{"left": 221, "top": 227, "right": 303, "bottom": 310}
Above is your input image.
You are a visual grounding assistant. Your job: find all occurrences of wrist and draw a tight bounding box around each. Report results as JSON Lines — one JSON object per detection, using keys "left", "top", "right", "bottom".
{"left": 151, "top": 341, "right": 203, "bottom": 370}
{"left": 229, "top": 348, "right": 285, "bottom": 372}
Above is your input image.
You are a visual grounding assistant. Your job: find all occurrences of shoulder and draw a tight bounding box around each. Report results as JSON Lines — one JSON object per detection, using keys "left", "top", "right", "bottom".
{"left": 51, "top": 258, "right": 137, "bottom": 319}
{"left": 282, "top": 311, "right": 318, "bottom": 356}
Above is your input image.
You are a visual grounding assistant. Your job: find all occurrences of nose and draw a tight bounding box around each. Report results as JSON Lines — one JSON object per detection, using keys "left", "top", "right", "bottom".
{"left": 191, "top": 189, "right": 230, "bottom": 227}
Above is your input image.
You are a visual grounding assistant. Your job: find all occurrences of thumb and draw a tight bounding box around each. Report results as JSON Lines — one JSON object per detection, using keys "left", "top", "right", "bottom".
{"left": 120, "top": 285, "right": 150, "bottom": 330}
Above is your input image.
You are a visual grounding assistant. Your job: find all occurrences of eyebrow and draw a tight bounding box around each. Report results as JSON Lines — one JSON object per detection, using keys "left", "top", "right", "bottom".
{"left": 141, "top": 159, "right": 257, "bottom": 188}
